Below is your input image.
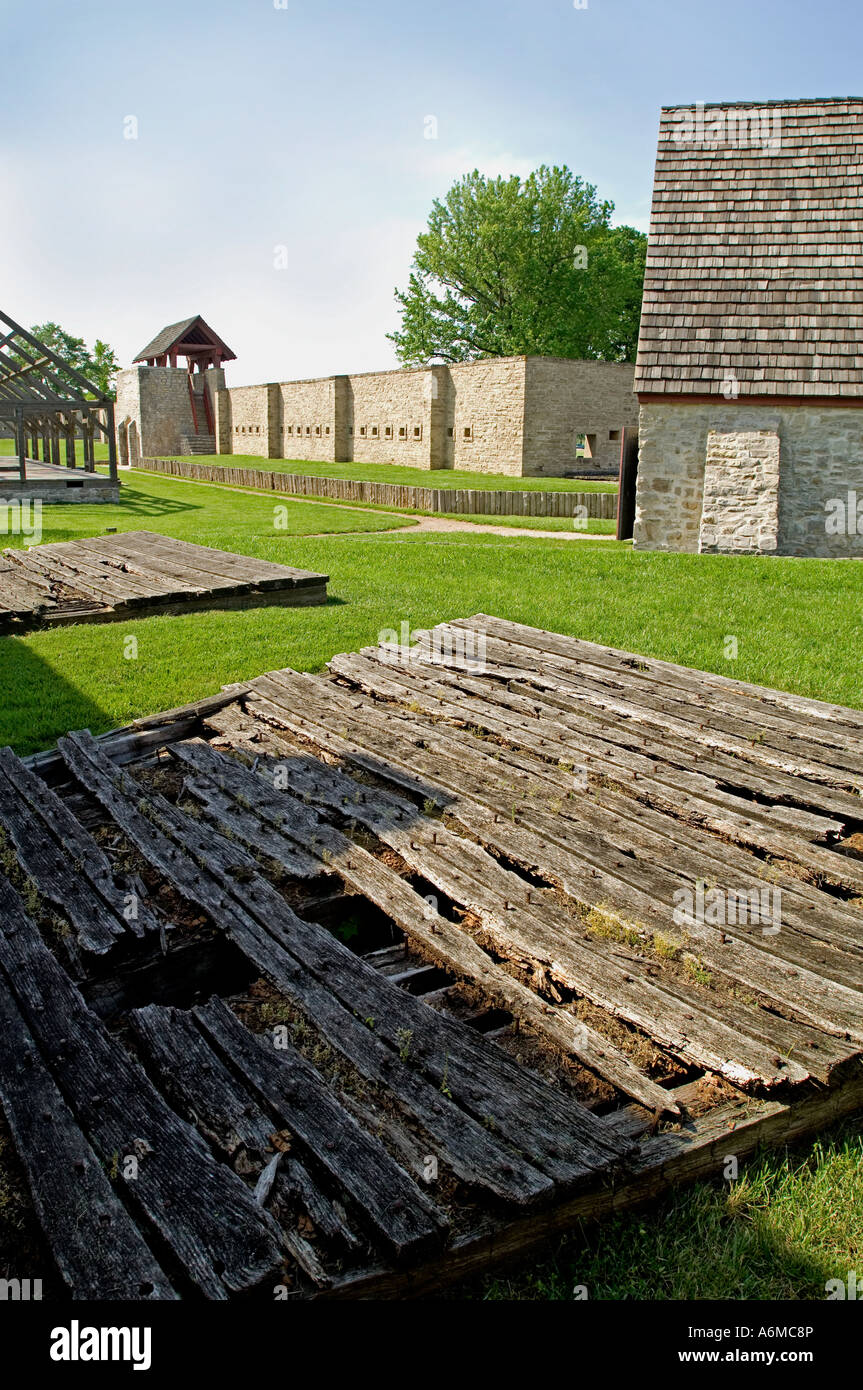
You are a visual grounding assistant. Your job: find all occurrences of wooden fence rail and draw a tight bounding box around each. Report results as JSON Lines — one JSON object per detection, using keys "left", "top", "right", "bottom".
{"left": 137, "top": 457, "right": 618, "bottom": 520}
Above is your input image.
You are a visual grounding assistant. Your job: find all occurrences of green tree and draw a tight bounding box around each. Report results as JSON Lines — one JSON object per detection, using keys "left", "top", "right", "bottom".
{"left": 28, "top": 322, "right": 120, "bottom": 398}
{"left": 88, "top": 339, "right": 120, "bottom": 397}
{"left": 389, "top": 166, "right": 646, "bottom": 365}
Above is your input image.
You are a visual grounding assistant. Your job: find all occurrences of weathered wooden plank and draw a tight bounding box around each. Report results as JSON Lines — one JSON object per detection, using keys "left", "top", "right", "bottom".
{"left": 493, "top": 640, "right": 863, "bottom": 761}
{"left": 0, "top": 872, "right": 283, "bottom": 1298}
{"left": 175, "top": 770, "right": 324, "bottom": 879}
{"left": 107, "top": 531, "right": 326, "bottom": 589}
{"left": 339, "top": 641, "right": 862, "bottom": 836}
{"left": 329, "top": 649, "right": 863, "bottom": 899}
{"left": 147, "top": 740, "right": 636, "bottom": 1180}
{"left": 1, "top": 533, "right": 328, "bottom": 629}
{"left": 245, "top": 675, "right": 863, "bottom": 1052}
{"left": 0, "top": 558, "right": 57, "bottom": 619}
{"left": 71, "top": 537, "right": 245, "bottom": 599}
{"left": 453, "top": 615, "right": 863, "bottom": 734}
{"left": 326, "top": 653, "right": 863, "bottom": 946}
{"left": 173, "top": 736, "right": 676, "bottom": 1114}
{"left": 25, "top": 540, "right": 181, "bottom": 603}
{"left": 131, "top": 1004, "right": 368, "bottom": 1265}
{"left": 0, "top": 745, "right": 162, "bottom": 952}
{"left": 0, "top": 974, "right": 177, "bottom": 1300}
{"left": 194, "top": 995, "right": 446, "bottom": 1261}
{"left": 276, "top": 1156, "right": 363, "bottom": 1254}
{"left": 406, "top": 626, "right": 863, "bottom": 821}
{"left": 205, "top": 708, "right": 850, "bottom": 1088}
{"left": 6, "top": 544, "right": 151, "bottom": 608}
{"left": 318, "top": 657, "right": 863, "bottom": 957}
{"left": 129, "top": 1003, "right": 277, "bottom": 1159}
{"left": 57, "top": 730, "right": 589, "bottom": 1205}
{"left": 323, "top": 1063, "right": 863, "bottom": 1299}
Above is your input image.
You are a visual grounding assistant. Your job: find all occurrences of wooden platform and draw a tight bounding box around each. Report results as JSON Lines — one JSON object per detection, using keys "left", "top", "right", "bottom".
{"left": 0, "top": 530, "right": 328, "bottom": 632}
{"left": 2, "top": 617, "right": 862, "bottom": 1299}
{"left": 0, "top": 457, "right": 119, "bottom": 502}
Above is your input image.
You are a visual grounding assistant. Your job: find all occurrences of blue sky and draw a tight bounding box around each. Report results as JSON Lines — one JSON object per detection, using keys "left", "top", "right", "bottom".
{"left": 2, "top": 0, "right": 861, "bottom": 383}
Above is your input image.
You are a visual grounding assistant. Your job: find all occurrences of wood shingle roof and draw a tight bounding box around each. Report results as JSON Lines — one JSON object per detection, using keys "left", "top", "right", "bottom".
{"left": 634, "top": 98, "right": 863, "bottom": 398}
{"left": 134, "top": 315, "right": 236, "bottom": 365}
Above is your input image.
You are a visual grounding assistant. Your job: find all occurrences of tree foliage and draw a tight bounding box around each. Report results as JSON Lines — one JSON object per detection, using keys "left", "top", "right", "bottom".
{"left": 27, "top": 322, "right": 120, "bottom": 398}
{"left": 389, "top": 166, "right": 646, "bottom": 365}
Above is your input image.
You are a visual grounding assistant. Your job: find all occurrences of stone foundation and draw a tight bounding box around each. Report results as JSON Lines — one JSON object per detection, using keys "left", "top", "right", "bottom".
{"left": 633, "top": 402, "right": 863, "bottom": 558}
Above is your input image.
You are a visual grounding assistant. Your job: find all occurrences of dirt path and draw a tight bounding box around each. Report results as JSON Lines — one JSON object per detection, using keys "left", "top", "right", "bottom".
{"left": 388, "top": 515, "right": 615, "bottom": 541}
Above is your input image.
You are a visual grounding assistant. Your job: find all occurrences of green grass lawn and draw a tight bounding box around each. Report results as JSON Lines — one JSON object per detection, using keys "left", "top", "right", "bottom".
{"left": 2, "top": 469, "right": 414, "bottom": 552}
{"left": 466, "top": 1115, "right": 863, "bottom": 1300}
{"left": 157, "top": 453, "right": 618, "bottom": 493}
{"left": 0, "top": 437, "right": 111, "bottom": 465}
{"left": 1, "top": 469, "right": 861, "bottom": 1302}
{"left": 2, "top": 471, "right": 862, "bottom": 754}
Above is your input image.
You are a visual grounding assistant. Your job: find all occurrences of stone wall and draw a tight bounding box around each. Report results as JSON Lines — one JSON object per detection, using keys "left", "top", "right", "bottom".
{"left": 634, "top": 401, "right": 863, "bottom": 557}
{"left": 221, "top": 357, "right": 638, "bottom": 475}
{"left": 116, "top": 366, "right": 224, "bottom": 460}
{"left": 523, "top": 359, "right": 638, "bottom": 477}
{"left": 278, "top": 376, "right": 338, "bottom": 461}
{"left": 446, "top": 359, "right": 526, "bottom": 474}
{"left": 130, "top": 356, "right": 636, "bottom": 477}
{"left": 346, "top": 367, "right": 434, "bottom": 467}
{"left": 221, "top": 383, "right": 271, "bottom": 458}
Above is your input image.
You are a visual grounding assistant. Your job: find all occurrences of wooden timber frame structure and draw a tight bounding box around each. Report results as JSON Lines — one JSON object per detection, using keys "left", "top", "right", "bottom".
{"left": 0, "top": 309, "right": 118, "bottom": 485}
{"left": 2, "top": 617, "right": 862, "bottom": 1299}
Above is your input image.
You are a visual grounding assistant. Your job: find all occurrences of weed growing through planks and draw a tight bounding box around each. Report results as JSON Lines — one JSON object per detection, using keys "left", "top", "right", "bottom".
{"left": 683, "top": 956, "right": 713, "bottom": 987}
{"left": 652, "top": 931, "right": 685, "bottom": 960}
{"left": 585, "top": 906, "right": 642, "bottom": 951}
{"left": 440, "top": 1054, "right": 452, "bottom": 1098}
{"left": 334, "top": 914, "right": 361, "bottom": 944}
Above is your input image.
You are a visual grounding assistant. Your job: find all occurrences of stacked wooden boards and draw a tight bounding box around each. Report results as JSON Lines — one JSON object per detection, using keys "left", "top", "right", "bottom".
{"left": 0, "top": 530, "right": 328, "bottom": 632}
{"left": 2, "top": 616, "right": 862, "bottom": 1298}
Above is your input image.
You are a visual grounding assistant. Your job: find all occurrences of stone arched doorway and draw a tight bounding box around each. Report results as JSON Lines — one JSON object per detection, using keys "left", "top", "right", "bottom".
{"left": 117, "top": 417, "right": 131, "bottom": 468}
{"left": 127, "top": 420, "right": 140, "bottom": 466}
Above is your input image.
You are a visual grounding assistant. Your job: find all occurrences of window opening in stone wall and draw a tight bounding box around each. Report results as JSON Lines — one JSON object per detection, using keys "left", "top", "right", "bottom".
{"left": 371, "top": 425, "right": 378, "bottom": 437}
{"left": 609, "top": 429, "right": 620, "bottom": 441}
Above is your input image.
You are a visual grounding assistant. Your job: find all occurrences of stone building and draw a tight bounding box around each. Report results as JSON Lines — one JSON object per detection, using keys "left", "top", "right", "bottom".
{"left": 115, "top": 316, "right": 235, "bottom": 463}
{"left": 633, "top": 98, "right": 863, "bottom": 557}
{"left": 116, "top": 333, "right": 637, "bottom": 477}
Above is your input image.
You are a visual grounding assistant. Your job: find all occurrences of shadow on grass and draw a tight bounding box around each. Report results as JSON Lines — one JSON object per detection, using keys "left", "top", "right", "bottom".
{"left": 0, "top": 637, "right": 110, "bottom": 756}
{"left": 109, "top": 485, "right": 199, "bottom": 518}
